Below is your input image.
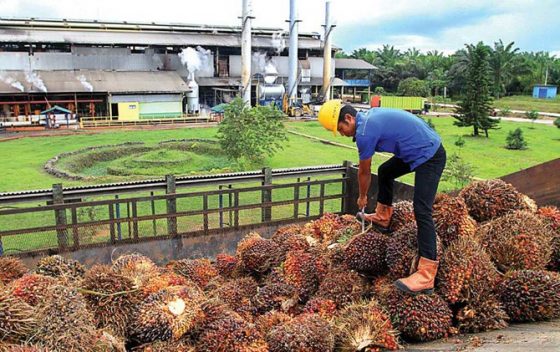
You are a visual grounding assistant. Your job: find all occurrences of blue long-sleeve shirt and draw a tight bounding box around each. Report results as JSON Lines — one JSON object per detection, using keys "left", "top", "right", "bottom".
{"left": 355, "top": 108, "right": 442, "bottom": 170}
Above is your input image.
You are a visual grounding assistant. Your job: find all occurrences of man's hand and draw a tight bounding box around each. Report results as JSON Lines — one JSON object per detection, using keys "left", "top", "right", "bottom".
{"left": 357, "top": 195, "right": 368, "bottom": 209}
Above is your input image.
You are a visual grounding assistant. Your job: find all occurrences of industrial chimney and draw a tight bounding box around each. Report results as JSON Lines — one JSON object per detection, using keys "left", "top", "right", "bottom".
{"left": 322, "top": 0, "right": 333, "bottom": 101}
{"left": 241, "top": 0, "right": 252, "bottom": 105}
{"left": 287, "top": 0, "right": 299, "bottom": 105}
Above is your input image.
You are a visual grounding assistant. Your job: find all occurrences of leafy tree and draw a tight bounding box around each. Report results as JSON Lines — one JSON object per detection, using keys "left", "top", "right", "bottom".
{"left": 489, "top": 40, "right": 526, "bottom": 99}
{"left": 525, "top": 110, "right": 539, "bottom": 125}
{"left": 453, "top": 42, "right": 499, "bottom": 137}
{"left": 454, "top": 136, "right": 465, "bottom": 147}
{"left": 216, "top": 98, "right": 287, "bottom": 169}
{"left": 397, "top": 77, "right": 429, "bottom": 97}
{"left": 442, "top": 153, "right": 474, "bottom": 189}
{"left": 555, "top": 117, "right": 560, "bottom": 128}
{"left": 505, "top": 128, "right": 528, "bottom": 150}
{"left": 374, "top": 86, "right": 385, "bottom": 95}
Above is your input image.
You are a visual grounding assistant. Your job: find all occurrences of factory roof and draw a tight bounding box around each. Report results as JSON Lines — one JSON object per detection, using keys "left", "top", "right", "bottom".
{"left": 0, "top": 70, "right": 190, "bottom": 94}
{"left": 197, "top": 77, "right": 349, "bottom": 87}
{"left": 334, "top": 58, "right": 377, "bottom": 70}
{"left": 0, "top": 17, "right": 329, "bottom": 50}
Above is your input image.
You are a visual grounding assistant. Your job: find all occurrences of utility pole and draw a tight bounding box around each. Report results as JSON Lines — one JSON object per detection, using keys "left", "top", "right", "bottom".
{"left": 241, "top": 0, "right": 253, "bottom": 105}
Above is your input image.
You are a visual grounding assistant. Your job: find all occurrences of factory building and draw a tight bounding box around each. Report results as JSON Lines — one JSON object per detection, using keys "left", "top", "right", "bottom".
{"left": 0, "top": 18, "right": 375, "bottom": 125}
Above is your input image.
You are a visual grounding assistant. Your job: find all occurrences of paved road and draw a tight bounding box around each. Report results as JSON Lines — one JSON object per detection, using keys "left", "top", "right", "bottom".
{"left": 404, "top": 320, "right": 560, "bottom": 351}
{"left": 433, "top": 103, "right": 560, "bottom": 118}
{"left": 426, "top": 112, "right": 555, "bottom": 125}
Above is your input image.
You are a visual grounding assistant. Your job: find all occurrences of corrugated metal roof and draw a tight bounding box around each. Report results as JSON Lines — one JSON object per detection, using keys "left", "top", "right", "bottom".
{"left": 0, "top": 28, "right": 325, "bottom": 49}
{"left": 198, "top": 77, "right": 348, "bottom": 87}
{"left": 334, "top": 58, "right": 377, "bottom": 70}
{"left": 0, "top": 70, "right": 190, "bottom": 94}
{"left": 300, "top": 77, "right": 349, "bottom": 87}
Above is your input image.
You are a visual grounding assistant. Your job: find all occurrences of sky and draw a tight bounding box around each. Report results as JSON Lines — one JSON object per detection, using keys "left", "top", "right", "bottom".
{"left": 1, "top": 0, "right": 559, "bottom": 56}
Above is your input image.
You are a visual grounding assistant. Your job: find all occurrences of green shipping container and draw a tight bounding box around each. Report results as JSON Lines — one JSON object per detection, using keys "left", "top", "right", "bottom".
{"left": 380, "top": 96, "right": 425, "bottom": 112}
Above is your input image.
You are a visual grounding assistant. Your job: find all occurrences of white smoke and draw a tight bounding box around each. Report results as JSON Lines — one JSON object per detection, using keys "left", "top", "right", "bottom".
{"left": 271, "top": 31, "right": 286, "bottom": 55}
{"left": 252, "top": 52, "right": 267, "bottom": 73}
{"left": 179, "top": 46, "right": 212, "bottom": 78}
{"left": 0, "top": 71, "right": 25, "bottom": 92}
{"left": 77, "top": 75, "right": 93, "bottom": 92}
{"left": 252, "top": 52, "right": 279, "bottom": 84}
{"left": 24, "top": 70, "right": 47, "bottom": 93}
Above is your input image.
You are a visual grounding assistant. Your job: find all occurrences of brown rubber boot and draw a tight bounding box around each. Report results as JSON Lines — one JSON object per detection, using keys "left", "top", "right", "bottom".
{"left": 365, "top": 203, "right": 393, "bottom": 229}
{"left": 394, "top": 257, "right": 438, "bottom": 295}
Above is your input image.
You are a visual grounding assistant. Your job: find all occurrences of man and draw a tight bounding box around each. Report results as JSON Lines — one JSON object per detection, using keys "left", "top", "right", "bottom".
{"left": 318, "top": 100, "right": 446, "bottom": 295}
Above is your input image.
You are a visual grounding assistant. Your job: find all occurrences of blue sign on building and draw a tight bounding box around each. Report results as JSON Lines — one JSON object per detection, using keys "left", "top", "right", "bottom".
{"left": 344, "top": 79, "right": 371, "bottom": 87}
{"left": 532, "top": 85, "right": 557, "bottom": 99}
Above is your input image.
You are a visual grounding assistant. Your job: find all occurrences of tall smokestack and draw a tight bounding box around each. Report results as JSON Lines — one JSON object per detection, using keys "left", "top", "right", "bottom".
{"left": 322, "top": 0, "right": 333, "bottom": 100}
{"left": 241, "top": 0, "right": 253, "bottom": 105}
{"left": 288, "top": 0, "right": 299, "bottom": 105}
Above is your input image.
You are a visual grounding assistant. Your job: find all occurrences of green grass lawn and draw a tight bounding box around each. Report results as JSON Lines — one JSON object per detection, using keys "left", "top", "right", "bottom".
{"left": 492, "top": 95, "right": 560, "bottom": 114}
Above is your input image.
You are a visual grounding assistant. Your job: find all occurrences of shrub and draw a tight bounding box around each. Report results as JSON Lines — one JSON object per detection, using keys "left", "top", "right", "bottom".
{"left": 499, "top": 106, "right": 511, "bottom": 116}
{"left": 505, "top": 128, "right": 528, "bottom": 150}
{"left": 442, "top": 153, "right": 474, "bottom": 189}
{"left": 397, "top": 78, "right": 429, "bottom": 97}
{"left": 454, "top": 136, "right": 466, "bottom": 148}
{"left": 525, "top": 110, "right": 539, "bottom": 122}
{"left": 374, "top": 86, "right": 385, "bottom": 95}
{"left": 554, "top": 117, "right": 560, "bottom": 128}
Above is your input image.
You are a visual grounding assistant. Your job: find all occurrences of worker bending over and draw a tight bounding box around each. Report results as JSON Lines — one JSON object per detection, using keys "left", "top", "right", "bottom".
{"left": 318, "top": 100, "right": 446, "bottom": 295}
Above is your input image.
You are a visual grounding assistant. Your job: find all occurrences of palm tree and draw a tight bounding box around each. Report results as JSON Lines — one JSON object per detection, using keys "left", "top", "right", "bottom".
{"left": 489, "top": 40, "right": 526, "bottom": 99}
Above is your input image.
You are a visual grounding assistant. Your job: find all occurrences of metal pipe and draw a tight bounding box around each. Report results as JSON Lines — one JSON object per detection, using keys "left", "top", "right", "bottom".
{"left": 288, "top": 0, "right": 299, "bottom": 105}
{"left": 241, "top": 0, "right": 253, "bottom": 105}
{"left": 322, "top": 0, "right": 333, "bottom": 100}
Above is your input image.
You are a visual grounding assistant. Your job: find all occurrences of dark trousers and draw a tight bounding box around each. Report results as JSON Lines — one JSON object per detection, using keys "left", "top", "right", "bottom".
{"left": 377, "top": 144, "right": 446, "bottom": 260}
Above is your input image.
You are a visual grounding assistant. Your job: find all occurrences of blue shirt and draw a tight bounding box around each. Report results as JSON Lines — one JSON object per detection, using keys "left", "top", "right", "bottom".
{"left": 355, "top": 108, "right": 441, "bottom": 170}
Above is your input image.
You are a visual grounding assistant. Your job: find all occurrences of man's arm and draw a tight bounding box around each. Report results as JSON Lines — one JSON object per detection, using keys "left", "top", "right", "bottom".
{"left": 357, "top": 158, "right": 372, "bottom": 209}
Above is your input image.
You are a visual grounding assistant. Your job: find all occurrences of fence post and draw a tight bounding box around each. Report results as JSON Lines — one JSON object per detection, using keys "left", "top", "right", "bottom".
{"left": 261, "top": 167, "right": 272, "bottom": 222}
{"left": 342, "top": 160, "right": 355, "bottom": 215}
{"left": 166, "top": 175, "right": 178, "bottom": 237}
{"left": 52, "top": 183, "right": 68, "bottom": 250}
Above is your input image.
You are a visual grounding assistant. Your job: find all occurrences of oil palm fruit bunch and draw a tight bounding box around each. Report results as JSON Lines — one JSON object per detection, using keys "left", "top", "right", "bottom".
{"left": 31, "top": 285, "right": 99, "bottom": 351}
{"left": 131, "top": 339, "right": 196, "bottom": 352}
{"left": 270, "top": 229, "right": 310, "bottom": 261}
{"left": 141, "top": 270, "right": 190, "bottom": 298}
{"left": 0, "top": 257, "right": 27, "bottom": 285}
{"left": 35, "top": 255, "right": 85, "bottom": 281}
{"left": 385, "top": 223, "right": 442, "bottom": 280}
{"left": 129, "top": 285, "right": 205, "bottom": 344}
{"left": 498, "top": 270, "right": 560, "bottom": 322}
{"left": 112, "top": 253, "right": 160, "bottom": 287}
{"left": 213, "top": 253, "right": 239, "bottom": 279}
{"left": 459, "top": 179, "right": 534, "bottom": 222}
{"left": 0, "top": 289, "right": 36, "bottom": 343}
{"left": 254, "top": 311, "right": 292, "bottom": 335}
{"left": 166, "top": 258, "right": 219, "bottom": 290}
{"left": 266, "top": 313, "right": 335, "bottom": 352}
{"left": 343, "top": 231, "right": 388, "bottom": 276}
{"left": 389, "top": 200, "right": 415, "bottom": 232}
{"left": 479, "top": 210, "right": 554, "bottom": 271}
{"left": 315, "top": 268, "right": 368, "bottom": 308}
{"left": 235, "top": 232, "right": 282, "bottom": 274}
{"left": 537, "top": 206, "right": 560, "bottom": 271}
{"left": 8, "top": 274, "right": 57, "bottom": 306}
{"left": 454, "top": 296, "right": 508, "bottom": 333}
{"left": 301, "top": 213, "right": 343, "bottom": 244}
{"left": 210, "top": 277, "right": 258, "bottom": 322}
{"left": 281, "top": 249, "right": 327, "bottom": 301}
{"left": 80, "top": 265, "right": 143, "bottom": 337}
{"left": 252, "top": 268, "right": 298, "bottom": 314}
{"left": 437, "top": 235, "right": 499, "bottom": 305}
{"left": 384, "top": 288, "right": 453, "bottom": 342}
{"left": 303, "top": 297, "right": 338, "bottom": 319}
{"left": 432, "top": 194, "right": 477, "bottom": 247}
{"left": 334, "top": 299, "right": 400, "bottom": 351}
{"left": 331, "top": 214, "right": 362, "bottom": 245}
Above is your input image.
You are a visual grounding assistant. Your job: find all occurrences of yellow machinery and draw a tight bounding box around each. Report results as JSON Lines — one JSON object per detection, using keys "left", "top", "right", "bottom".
{"left": 282, "top": 94, "right": 313, "bottom": 117}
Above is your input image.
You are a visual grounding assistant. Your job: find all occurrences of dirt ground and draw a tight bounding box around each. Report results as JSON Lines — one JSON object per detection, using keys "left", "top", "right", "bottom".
{"left": 405, "top": 319, "right": 560, "bottom": 351}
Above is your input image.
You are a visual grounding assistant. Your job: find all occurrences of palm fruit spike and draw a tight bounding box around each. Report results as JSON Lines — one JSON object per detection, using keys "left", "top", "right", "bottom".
{"left": 315, "top": 268, "right": 367, "bottom": 308}
{"left": 141, "top": 270, "right": 190, "bottom": 298}
{"left": 166, "top": 258, "right": 219, "bottom": 290}
{"left": 211, "top": 277, "right": 258, "bottom": 322}
{"left": 270, "top": 230, "right": 310, "bottom": 260}
{"left": 0, "top": 257, "right": 27, "bottom": 285}
{"left": 236, "top": 233, "right": 282, "bottom": 274}
{"left": 455, "top": 296, "right": 508, "bottom": 333}
{"left": 112, "top": 253, "right": 159, "bottom": 287}
{"left": 35, "top": 255, "right": 85, "bottom": 281}
{"left": 80, "top": 264, "right": 143, "bottom": 338}
{"left": 196, "top": 313, "right": 268, "bottom": 352}
{"left": 537, "top": 206, "right": 560, "bottom": 271}
{"left": 213, "top": 253, "right": 239, "bottom": 279}
{"left": 330, "top": 214, "right": 362, "bottom": 245}
{"left": 437, "top": 235, "right": 499, "bottom": 305}
{"left": 129, "top": 286, "right": 205, "bottom": 343}
{"left": 8, "top": 274, "right": 57, "bottom": 306}
{"left": 385, "top": 288, "right": 453, "bottom": 342}
{"left": 254, "top": 311, "right": 292, "bottom": 335}
{"left": 303, "top": 297, "right": 338, "bottom": 319}
{"left": 344, "top": 230, "right": 388, "bottom": 276}
{"left": 385, "top": 222, "right": 442, "bottom": 280}
{"left": 0, "top": 344, "right": 49, "bottom": 352}
{"left": 252, "top": 268, "right": 298, "bottom": 314}
{"left": 300, "top": 213, "right": 344, "bottom": 244}
{"left": 32, "top": 285, "right": 99, "bottom": 351}
{"left": 479, "top": 210, "right": 554, "bottom": 271}
{"left": 0, "top": 290, "right": 36, "bottom": 343}
{"left": 334, "top": 299, "right": 400, "bottom": 351}
{"left": 267, "top": 313, "right": 335, "bottom": 352}
{"left": 432, "top": 193, "right": 477, "bottom": 247}
{"left": 389, "top": 200, "right": 415, "bottom": 232}
{"left": 459, "top": 179, "right": 533, "bottom": 222}
{"left": 131, "top": 339, "right": 196, "bottom": 352}
{"left": 282, "top": 249, "right": 327, "bottom": 301}
{"left": 498, "top": 270, "right": 560, "bottom": 322}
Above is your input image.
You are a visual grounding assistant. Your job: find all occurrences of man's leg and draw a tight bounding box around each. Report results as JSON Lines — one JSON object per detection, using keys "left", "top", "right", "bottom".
{"left": 377, "top": 156, "right": 411, "bottom": 206}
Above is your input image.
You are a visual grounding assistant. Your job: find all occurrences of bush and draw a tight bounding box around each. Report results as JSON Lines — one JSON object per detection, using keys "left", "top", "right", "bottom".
{"left": 454, "top": 136, "right": 465, "bottom": 148}
{"left": 441, "top": 153, "right": 475, "bottom": 189}
{"left": 525, "top": 110, "right": 539, "bottom": 122}
{"left": 427, "top": 118, "right": 436, "bottom": 130}
{"left": 505, "top": 128, "right": 528, "bottom": 150}
{"left": 499, "top": 106, "right": 511, "bottom": 116}
{"left": 555, "top": 117, "right": 560, "bottom": 128}
{"left": 397, "top": 78, "right": 429, "bottom": 97}
{"left": 217, "top": 98, "right": 287, "bottom": 168}
{"left": 374, "top": 86, "right": 385, "bottom": 95}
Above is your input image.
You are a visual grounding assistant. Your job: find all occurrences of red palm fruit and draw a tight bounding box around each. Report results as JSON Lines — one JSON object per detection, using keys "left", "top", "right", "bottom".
{"left": 8, "top": 274, "right": 57, "bottom": 306}
{"left": 390, "top": 200, "right": 415, "bottom": 232}
{"left": 303, "top": 297, "right": 338, "bottom": 319}
{"left": 267, "top": 314, "right": 335, "bottom": 352}
{"left": 282, "top": 249, "right": 327, "bottom": 301}
{"left": 455, "top": 295, "right": 508, "bottom": 333}
{"left": 167, "top": 258, "right": 219, "bottom": 290}
{"left": 213, "top": 253, "right": 239, "bottom": 278}
{"left": 433, "top": 193, "right": 477, "bottom": 247}
{"left": 315, "top": 269, "right": 368, "bottom": 308}
{"left": 211, "top": 277, "right": 258, "bottom": 322}
{"left": 0, "top": 257, "right": 27, "bottom": 285}
{"left": 344, "top": 231, "right": 388, "bottom": 275}
{"left": 236, "top": 232, "right": 282, "bottom": 274}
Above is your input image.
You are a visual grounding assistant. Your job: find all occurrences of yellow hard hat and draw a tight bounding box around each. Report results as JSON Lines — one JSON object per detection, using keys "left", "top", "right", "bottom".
{"left": 318, "top": 99, "right": 342, "bottom": 136}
